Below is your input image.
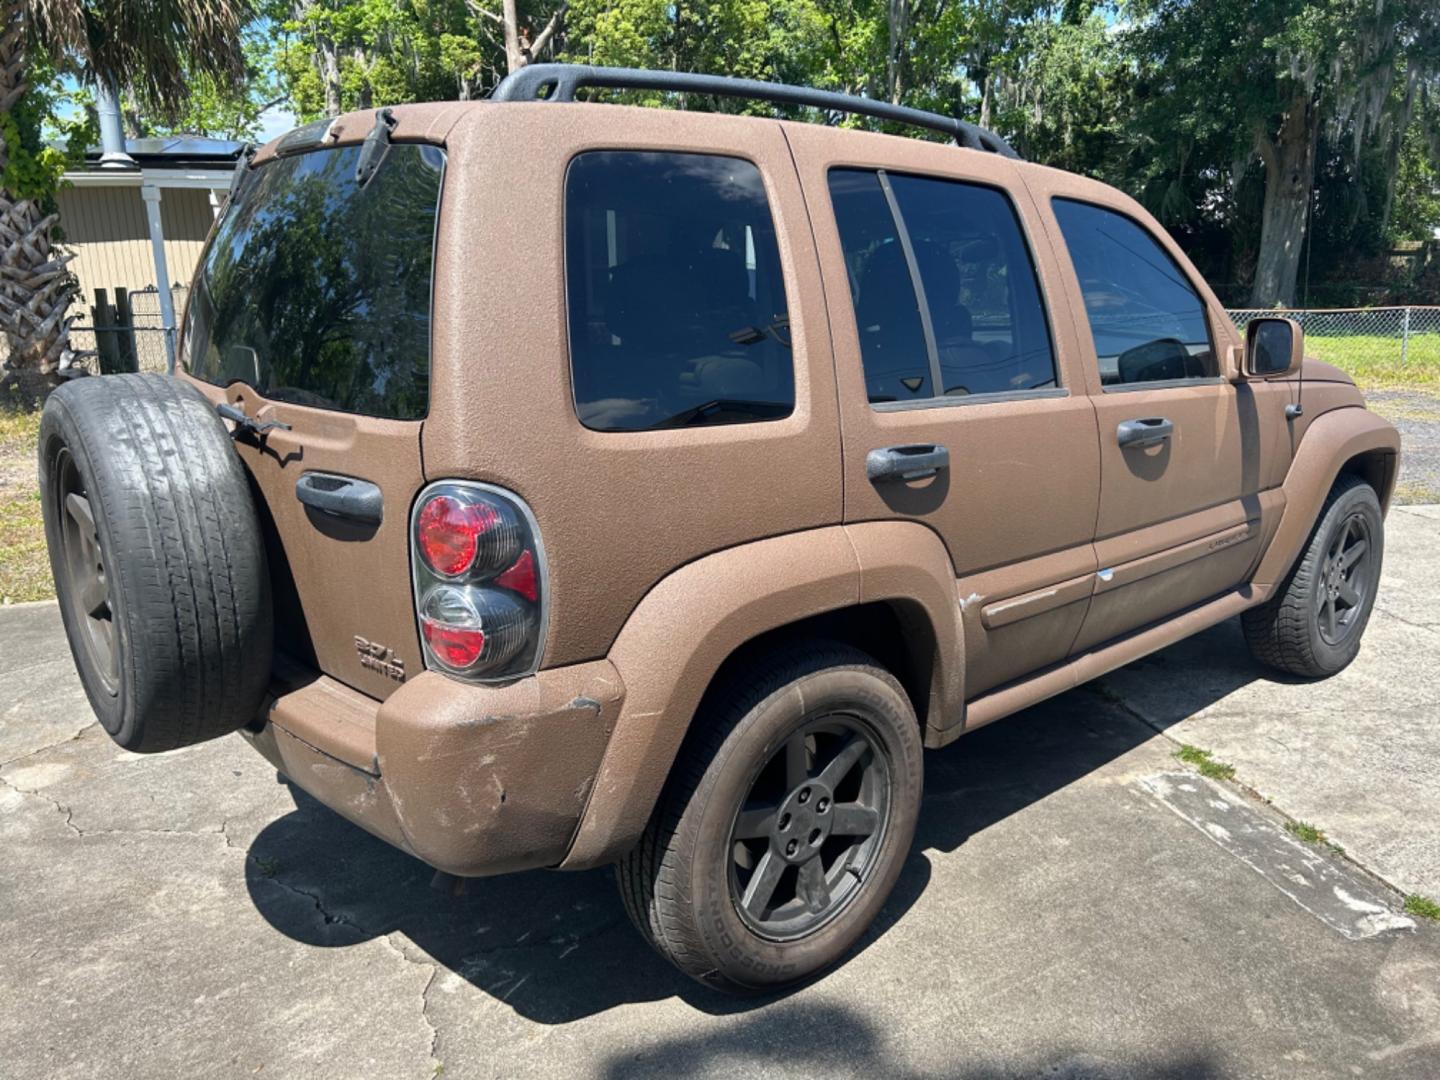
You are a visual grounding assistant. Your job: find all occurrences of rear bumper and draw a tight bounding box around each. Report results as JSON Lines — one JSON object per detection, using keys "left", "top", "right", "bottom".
{"left": 242, "top": 658, "right": 624, "bottom": 877}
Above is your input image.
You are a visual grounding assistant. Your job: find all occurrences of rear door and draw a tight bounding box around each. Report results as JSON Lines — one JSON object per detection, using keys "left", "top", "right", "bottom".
{"left": 180, "top": 130, "right": 446, "bottom": 701}
{"left": 786, "top": 125, "right": 1102, "bottom": 702}
{"left": 1029, "top": 184, "right": 1291, "bottom": 651}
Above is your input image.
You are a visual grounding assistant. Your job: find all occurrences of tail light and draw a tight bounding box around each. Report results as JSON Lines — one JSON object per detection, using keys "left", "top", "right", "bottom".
{"left": 411, "top": 482, "right": 547, "bottom": 682}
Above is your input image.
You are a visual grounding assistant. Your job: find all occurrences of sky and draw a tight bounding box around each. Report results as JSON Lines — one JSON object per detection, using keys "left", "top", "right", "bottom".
{"left": 51, "top": 66, "right": 299, "bottom": 148}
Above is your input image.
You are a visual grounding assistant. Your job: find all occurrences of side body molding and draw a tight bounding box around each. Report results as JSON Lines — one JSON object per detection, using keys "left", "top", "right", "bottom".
{"left": 1251, "top": 406, "right": 1400, "bottom": 590}
{"left": 561, "top": 522, "right": 962, "bottom": 869}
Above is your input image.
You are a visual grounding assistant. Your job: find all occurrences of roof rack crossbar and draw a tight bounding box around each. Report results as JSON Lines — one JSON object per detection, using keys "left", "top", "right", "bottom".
{"left": 490, "top": 64, "right": 1022, "bottom": 160}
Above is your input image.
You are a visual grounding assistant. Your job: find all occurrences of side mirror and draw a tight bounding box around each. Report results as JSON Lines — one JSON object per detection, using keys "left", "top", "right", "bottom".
{"left": 1244, "top": 316, "right": 1303, "bottom": 378}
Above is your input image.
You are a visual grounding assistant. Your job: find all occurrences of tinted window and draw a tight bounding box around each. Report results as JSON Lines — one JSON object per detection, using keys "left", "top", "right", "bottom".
{"left": 1052, "top": 199, "right": 1216, "bottom": 386}
{"left": 829, "top": 169, "right": 1057, "bottom": 403}
{"left": 827, "top": 169, "right": 932, "bottom": 400}
{"left": 565, "top": 152, "right": 794, "bottom": 432}
{"left": 186, "top": 144, "right": 443, "bottom": 419}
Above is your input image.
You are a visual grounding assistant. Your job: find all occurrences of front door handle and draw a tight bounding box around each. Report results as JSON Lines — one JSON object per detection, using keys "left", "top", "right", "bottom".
{"left": 296, "top": 471, "right": 384, "bottom": 525}
{"left": 866, "top": 443, "right": 950, "bottom": 482}
{"left": 1117, "top": 417, "right": 1174, "bottom": 449}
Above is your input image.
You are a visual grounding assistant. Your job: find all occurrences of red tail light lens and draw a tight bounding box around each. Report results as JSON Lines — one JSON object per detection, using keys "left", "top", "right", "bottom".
{"left": 416, "top": 494, "right": 524, "bottom": 578}
{"left": 493, "top": 549, "right": 538, "bottom": 602}
{"left": 411, "top": 482, "right": 546, "bottom": 682}
{"left": 422, "top": 620, "right": 486, "bottom": 669}
{"left": 416, "top": 495, "right": 486, "bottom": 576}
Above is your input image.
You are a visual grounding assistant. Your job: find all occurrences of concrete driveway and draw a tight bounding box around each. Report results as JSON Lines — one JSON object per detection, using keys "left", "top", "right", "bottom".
{"left": 2, "top": 507, "right": 1438, "bottom": 1079}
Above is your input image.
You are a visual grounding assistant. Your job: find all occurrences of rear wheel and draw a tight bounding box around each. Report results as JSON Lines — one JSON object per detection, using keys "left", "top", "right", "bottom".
{"left": 39, "top": 374, "right": 273, "bottom": 752}
{"left": 617, "top": 644, "right": 922, "bottom": 993}
{"left": 1242, "top": 473, "right": 1383, "bottom": 678}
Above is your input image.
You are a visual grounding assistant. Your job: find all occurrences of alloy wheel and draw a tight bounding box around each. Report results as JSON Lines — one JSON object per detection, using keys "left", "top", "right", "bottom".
{"left": 1317, "top": 510, "right": 1373, "bottom": 646}
{"left": 55, "top": 448, "right": 119, "bottom": 695}
{"left": 727, "top": 714, "right": 891, "bottom": 941}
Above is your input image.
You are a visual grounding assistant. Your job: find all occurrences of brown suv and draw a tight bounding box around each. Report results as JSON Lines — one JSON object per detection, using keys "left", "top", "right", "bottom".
{"left": 39, "top": 65, "right": 1400, "bottom": 994}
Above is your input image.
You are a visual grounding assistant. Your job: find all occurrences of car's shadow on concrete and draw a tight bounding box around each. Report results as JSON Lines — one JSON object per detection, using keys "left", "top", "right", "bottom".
{"left": 244, "top": 617, "right": 1274, "bottom": 1026}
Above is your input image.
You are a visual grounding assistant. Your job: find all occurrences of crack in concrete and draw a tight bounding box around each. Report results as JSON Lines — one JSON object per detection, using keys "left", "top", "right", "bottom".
{"left": 0, "top": 772, "right": 246, "bottom": 847}
{"left": 1093, "top": 680, "right": 1423, "bottom": 904}
{"left": 0, "top": 771, "right": 81, "bottom": 836}
{"left": 1373, "top": 604, "right": 1440, "bottom": 634}
{"left": 256, "top": 873, "right": 376, "bottom": 936}
{"left": 0, "top": 721, "right": 98, "bottom": 769}
{"left": 381, "top": 934, "right": 443, "bottom": 1070}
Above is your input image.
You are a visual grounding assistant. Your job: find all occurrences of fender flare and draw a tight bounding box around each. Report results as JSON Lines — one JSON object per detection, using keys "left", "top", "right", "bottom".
{"left": 560, "top": 522, "right": 962, "bottom": 868}
{"left": 1252, "top": 406, "right": 1400, "bottom": 590}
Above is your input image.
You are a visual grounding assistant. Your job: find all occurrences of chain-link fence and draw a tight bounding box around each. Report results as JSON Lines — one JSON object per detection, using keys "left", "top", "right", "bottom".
{"left": 65, "top": 285, "right": 187, "bottom": 376}
{"left": 1227, "top": 306, "right": 1440, "bottom": 383}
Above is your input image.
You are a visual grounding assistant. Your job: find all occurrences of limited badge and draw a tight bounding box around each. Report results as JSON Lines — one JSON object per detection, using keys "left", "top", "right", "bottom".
{"left": 354, "top": 636, "right": 406, "bottom": 681}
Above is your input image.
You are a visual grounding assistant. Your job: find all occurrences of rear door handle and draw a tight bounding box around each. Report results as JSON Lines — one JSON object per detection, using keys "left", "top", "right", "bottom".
{"left": 866, "top": 443, "right": 950, "bottom": 482}
{"left": 1117, "top": 417, "right": 1174, "bottom": 449}
{"left": 295, "top": 471, "right": 383, "bottom": 525}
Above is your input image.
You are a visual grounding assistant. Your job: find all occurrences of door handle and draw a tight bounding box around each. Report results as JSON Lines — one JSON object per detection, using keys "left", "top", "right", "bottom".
{"left": 295, "top": 471, "right": 384, "bottom": 525}
{"left": 866, "top": 443, "right": 950, "bottom": 482}
{"left": 1116, "top": 417, "right": 1174, "bottom": 449}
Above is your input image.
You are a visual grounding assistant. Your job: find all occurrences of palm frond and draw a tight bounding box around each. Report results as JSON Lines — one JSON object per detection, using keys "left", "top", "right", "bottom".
{"left": 27, "top": 0, "right": 255, "bottom": 124}
{"left": 24, "top": 0, "right": 87, "bottom": 57}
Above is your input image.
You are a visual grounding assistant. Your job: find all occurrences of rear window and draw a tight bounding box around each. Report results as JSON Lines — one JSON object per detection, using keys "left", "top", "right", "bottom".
{"left": 564, "top": 151, "right": 795, "bottom": 432}
{"left": 184, "top": 143, "right": 444, "bottom": 420}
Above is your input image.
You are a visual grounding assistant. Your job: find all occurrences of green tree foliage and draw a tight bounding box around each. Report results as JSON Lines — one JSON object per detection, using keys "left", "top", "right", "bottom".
{"left": 31, "top": 0, "right": 1440, "bottom": 311}
{"left": 1123, "top": 0, "right": 1440, "bottom": 304}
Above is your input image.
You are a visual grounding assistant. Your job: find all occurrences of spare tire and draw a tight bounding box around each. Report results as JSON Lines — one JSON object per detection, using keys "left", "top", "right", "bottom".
{"left": 39, "top": 373, "right": 273, "bottom": 752}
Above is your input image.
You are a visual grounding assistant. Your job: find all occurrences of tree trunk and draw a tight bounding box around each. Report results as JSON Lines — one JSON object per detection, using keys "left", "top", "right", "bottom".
{"left": 0, "top": 2, "right": 76, "bottom": 374}
{"left": 352, "top": 48, "right": 372, "bottom": 109}
{"left": 320, "top": 41, "right": 341, "bottom": 115}
{"left": 887, "top": 0, "right": 909, "bottom": 104}
{"left": 295, "top": 1, "right": 342, "bottom": 116}
{"left": 1250, "top": 95, "right": 1317, "bottom": 308}
{"left": 502, "top": 0, "right": 524, "bottom": 74}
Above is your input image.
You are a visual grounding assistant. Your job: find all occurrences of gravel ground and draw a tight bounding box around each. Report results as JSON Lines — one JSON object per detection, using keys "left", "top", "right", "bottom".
{"left": 1367, "top": 389, "right": 1440, "bottom": 503}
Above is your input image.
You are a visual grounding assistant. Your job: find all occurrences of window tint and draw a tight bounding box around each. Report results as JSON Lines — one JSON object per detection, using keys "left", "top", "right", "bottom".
{"left": 826, "top": 170, "right": 932, "bottom": 400}
{"left": 565, "top": 152, "right": 795, "bottom": 432}
{"left": 829, "top": 168, "right": 1057, "bottom": 404}
{"left": 186, "top": 144, "right": 443, "bottom": 420}
{"left": 1052, "top": 199, "right": 1216, "bottom": 386}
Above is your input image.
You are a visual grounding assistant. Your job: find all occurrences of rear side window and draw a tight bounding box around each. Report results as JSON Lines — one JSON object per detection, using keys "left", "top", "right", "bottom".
{"left": 185, "top": 144, "right": 444, "bottom": 420}
{"left": 829, "top": 168, "right": 1057, "bottom": 403}
{"left": 565, "top": 151, "right": 795, "bottom": 432}
{"left": 1052, "top": 199, "right": 1216, "bottom": 386}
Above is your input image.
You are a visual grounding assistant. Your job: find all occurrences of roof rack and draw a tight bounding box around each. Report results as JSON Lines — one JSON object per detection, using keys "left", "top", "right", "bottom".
{"left": 490, "top": 64, "right": 1022, "bottom": 160}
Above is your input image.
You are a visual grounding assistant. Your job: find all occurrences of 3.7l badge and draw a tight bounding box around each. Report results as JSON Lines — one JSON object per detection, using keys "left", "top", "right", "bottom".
{"left": 354, "top": 637, "right": 406, "bottom": 681}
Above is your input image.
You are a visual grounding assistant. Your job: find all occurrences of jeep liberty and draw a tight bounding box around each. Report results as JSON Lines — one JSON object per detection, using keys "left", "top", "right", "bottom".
{"left": 39, "top": 65, "right": 1400, "bottom": 993}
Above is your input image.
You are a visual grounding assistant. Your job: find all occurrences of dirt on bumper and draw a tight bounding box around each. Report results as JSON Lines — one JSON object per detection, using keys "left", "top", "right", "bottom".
{"left": 243, "top": 660, "right": 624, "bottom": 876}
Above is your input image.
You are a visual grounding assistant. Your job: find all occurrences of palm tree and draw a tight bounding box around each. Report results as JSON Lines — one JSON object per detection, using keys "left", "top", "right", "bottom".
{"left": 0, "top": 1, "right": 252, "bottom": 375}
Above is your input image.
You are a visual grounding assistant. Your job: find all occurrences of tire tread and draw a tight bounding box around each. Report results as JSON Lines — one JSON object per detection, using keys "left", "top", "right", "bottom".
{"left": 1242, "top": 473, "right": 1378, "bottom": 678}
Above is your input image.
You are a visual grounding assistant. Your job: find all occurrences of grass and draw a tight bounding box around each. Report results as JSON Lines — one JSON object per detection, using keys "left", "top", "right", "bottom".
{"left": 1174, "top": 744, "right": 1237, "bottom": 782}
{"left": 1306, "top": 331, "right": 1440, "bottom": 391}
{"left": 1391, "top": 478, "right": 1440, "bottom": 505}
{"left": 0, "top": 405, "right": 41, "bottom": 452}
{"left": 0, "top": 407, "right": 51, "bottom": 604}
{"left": 1404, "top": 894, "right": 1440, "bottom": 921}
{"left": 252, "top": 855, "right": 281, "bottom": 878}
{"left": 1284, "top": 819, "right": 1345, "bottom": 855}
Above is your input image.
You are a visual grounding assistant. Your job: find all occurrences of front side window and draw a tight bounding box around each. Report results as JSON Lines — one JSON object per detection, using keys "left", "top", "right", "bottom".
{"left": 186, "top": 143, "right": 444, "bottom": 420}
{"left": 829, "top": 168, "right": 1058, "bottom": 404}
{"left": 565, "top": 151, "right": 795, "bottom": 432}
{"left": 1052, "top": 198, "right": 1216, "bottom": 386}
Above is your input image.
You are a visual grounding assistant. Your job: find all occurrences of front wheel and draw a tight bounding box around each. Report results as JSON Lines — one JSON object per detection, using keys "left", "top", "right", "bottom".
{"left": 617, "top": 644, "right": 923, "bottom": 994}
{"left": 1243, "top": 473, "right": 1383, "bottom": 678}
